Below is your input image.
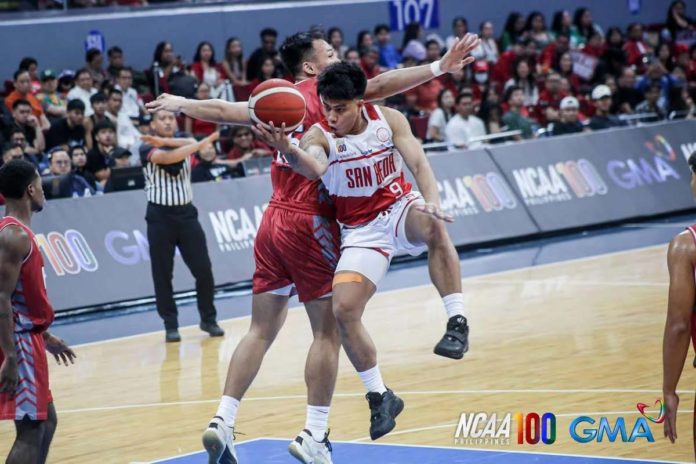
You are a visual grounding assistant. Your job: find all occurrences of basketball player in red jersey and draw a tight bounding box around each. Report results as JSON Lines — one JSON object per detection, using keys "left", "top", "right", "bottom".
{"left": 0, "top": 159, "right": 76, "bottom": 464}
{"left": 147, "top": 31, "right": 479, "bottom": 464}
{"left": 254, "top": 61, "right": 465, "bottom": 440}
{"left": 662, "top": 151, "right": 696, "bottom": 460}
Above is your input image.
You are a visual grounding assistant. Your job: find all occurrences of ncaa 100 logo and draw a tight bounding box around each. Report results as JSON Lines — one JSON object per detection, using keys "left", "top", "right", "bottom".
{"left": 439, "top": 172, "right": 518, "bottom": 216}
{"left": 454, "top": 411, "right": 556, "bottom": 446}
{"left": 35, "top": 230, "right": 99, "bottom": 276}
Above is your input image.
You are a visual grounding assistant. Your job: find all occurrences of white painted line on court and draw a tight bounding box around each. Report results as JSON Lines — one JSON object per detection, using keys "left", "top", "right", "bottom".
{"left": 466, "top": 278, "right": 667, "bottom": 287}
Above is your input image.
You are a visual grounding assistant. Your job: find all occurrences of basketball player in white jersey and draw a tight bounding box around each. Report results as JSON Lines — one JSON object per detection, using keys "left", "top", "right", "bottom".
{"left": 253, "top": 62, "right": 468, "bottom": 440}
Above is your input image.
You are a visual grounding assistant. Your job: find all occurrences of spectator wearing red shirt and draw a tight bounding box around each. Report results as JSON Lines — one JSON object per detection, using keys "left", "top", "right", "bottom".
{"left": 248, "top": 55, "right": 279, "bottom": 92}
{"left": 583, "top": 30, "right": 606, "bottom": 59}
{"left": 226, "top": 126, "right": 272, "bottom": 161}
{"left": 359, "top": 47, "right": 381, "bottom": 80}
{"left": 406, "top": 74, "right": 444, "bottom": 112}
{"left": 536, "top": 72, "right": 568, "bottom": 125}
{"left": 623, "top": 23, "right": 651, "bottom": 73}
{"left": 556, "top": 52, "right": 581, "bottom": 94}
{"left": 540, "top": 32, "right": 570, "bottom": 74}
{"left": 4, "top": 70, "right": 50, "bottom": 131}
{"left": 185, "top": 82, "right": 218, "bottom": 137}
{"left": 469, "top": 61, "right": 489, "bottom": 102}
{"left": 190, "top": 41, "right": 224, "bottom": 90}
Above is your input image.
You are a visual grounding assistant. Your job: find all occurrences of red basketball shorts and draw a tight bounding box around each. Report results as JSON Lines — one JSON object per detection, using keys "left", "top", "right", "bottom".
{"left": 0, "top": 330, "right": 52, "bottom": 421}
{"left": 253, "top": 206, "right": 340, "bottom": 303}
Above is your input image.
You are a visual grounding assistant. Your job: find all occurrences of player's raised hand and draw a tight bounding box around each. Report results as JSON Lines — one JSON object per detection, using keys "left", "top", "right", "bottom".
{"left": 440, "top": 33, "right": 481, "bottom": 73}
{"left": 145, "top": 93, "right": 185, "bottom": 114}
{"left": 199, "top": 131, "right": 221, "bottom": 150}
{"left": 0, "top": 357, "right": 18, "bottom": 395}
{"left": 251, "top": 122, "right": 292, "bottom": 154}
{"left": 663, "top": 391, "right": 679, "bottom": 443}
{"left": 44, "top": 332, "right": 77, "bottom": 367}
{"left": 414, "top": 203, "right": 454, "bottom": 223}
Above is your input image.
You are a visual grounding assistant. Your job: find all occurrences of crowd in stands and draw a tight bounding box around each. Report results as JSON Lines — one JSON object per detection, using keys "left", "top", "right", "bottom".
{"left": 1, "top": 1, "right": 696, "bottom": 199}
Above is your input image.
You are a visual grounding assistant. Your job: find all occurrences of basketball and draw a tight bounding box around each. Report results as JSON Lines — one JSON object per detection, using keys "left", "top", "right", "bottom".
{"left": 248, "top": 79, "right": 306, "bottom": 132}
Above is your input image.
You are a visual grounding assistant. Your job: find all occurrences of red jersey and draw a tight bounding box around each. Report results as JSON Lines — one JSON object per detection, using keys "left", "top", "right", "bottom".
{"left": 269, "top": 78, "right": 334, "bottom": 217}
{"left": 0, "top": 217, "right": 54, "bottom": 333}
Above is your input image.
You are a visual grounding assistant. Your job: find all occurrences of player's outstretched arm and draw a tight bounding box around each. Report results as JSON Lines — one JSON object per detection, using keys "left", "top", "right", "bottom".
{"left": 141, "top": 135, "right": 198, "bottom": 148}
{"left": 0, "top": 226, "right": 30, "bottom": 395}
{"left": 146, "top": 93, "right": 251, "bottom": 125}
{"left": 662, "top": 231, "right": 695, "bottom": 444}
{"left": 364, "top": 33, "right": 480, "bottom": 102}
{"left": 382, "top": 106, "right": 452, "bottom": 223}
{"left": 251, "top": 123, "right": 329, "bottom": 180}
{"left": 148, "top": 132, "right": 219, "bottom": 165}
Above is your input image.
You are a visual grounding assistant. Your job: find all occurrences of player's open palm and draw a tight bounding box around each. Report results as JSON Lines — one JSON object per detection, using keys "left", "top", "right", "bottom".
{"left": 0, "top": 357, "right": 18, "bottom": 395}
{"left": 252, "top": 122, "right": 292, "bottom": 154}
{"left": 663, "top": 391, "right": 679, "bottom": 443}
{"left": 414, "top": 203, "right": 454, "bottom": 223}
{"left": 146, "top": 93, "right": 184, "bottom": 114}
{"left": 440, "top": 33, "right": 480, "bottom": 73}
{"left": 45, "top": 333, "right": 77, "bottom": 367}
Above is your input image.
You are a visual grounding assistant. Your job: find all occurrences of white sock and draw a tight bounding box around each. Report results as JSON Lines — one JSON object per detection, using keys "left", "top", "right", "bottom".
{"left": 305, "top": 405, "right": 330, "bottom": 441}
{"left": 216, "top": 395, "right": 240, "bottom": 428}
{"left": 442, "top": 293, "right": 465, "bottom": 319}
{"left": 358, "top": 365, "right": 387, "bottom": 394}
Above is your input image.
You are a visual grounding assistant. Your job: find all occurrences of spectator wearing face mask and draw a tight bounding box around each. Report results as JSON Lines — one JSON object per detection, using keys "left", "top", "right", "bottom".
{"left": 470, "top": 61, "right": 490, "bottom": 102}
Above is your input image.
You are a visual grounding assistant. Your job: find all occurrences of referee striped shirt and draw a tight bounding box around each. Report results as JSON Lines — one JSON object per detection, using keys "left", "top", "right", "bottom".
{"left": 140, "top": 143, "right": 194, "bottom": 206}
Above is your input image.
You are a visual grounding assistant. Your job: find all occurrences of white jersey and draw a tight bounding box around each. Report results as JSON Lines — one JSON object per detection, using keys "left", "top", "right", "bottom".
{"left": 314, "top": 104, "right": 412, "bottom": 226}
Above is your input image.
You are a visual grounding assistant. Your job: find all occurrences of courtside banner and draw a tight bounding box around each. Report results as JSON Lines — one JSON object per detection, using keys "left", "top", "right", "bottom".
{"left": 419, "top": 149, "right": 539, "bottom": 244}
{"left": 29, "top": 175, "right": 272, "bottom": 312}
{"left": 489, "top": 120, "right": 696, "bottom": 232}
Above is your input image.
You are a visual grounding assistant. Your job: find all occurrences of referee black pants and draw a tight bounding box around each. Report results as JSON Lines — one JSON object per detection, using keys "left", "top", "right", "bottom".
{"left": 146, "top": 202, "right": 217, "bottom": 330}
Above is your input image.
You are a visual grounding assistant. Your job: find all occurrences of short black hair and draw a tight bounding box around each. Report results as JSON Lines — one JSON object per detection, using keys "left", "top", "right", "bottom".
{"left": 107, "top": 46, "right": 123, "bottom": 57}
{"left": 452, "top": 16, "right": 467, "bottom": 28}
{"left": 75, "top": 68, "right": 91, "bottom": 80}
{"left": 689, "top": 151, "right": 696, "bottom": 174}
{"left": 118, "top": 66, "right": 133, "bottom": 77}
{"left": 67, "top": 99, "right": 86, "bottom": 112}
{"left": 13, "top": 69, "right": 29, "bottom": 81}
{"left": 109, "top": 88, "right": 123, "bottom": 97}
{"left": 504, "top": 85, "right": 522, "bottom": 102}
{"left": 280, "top": 32, "right": 316, "bottom": 77}
{"left": 2, "top": 142, "right": 23, "bottom": 157}
{"left": 260, "top": 28, "right": 278, "bottom": 39}
{"left": 93, "top": 119, "right": 115, "bottom": 136}
{"left": 90, "top": 92, "right": 107, "bottom": 104}
{"left": 0, "top": 159, "right": 38, "bottom": 199}
{"left": 646, "top": 81, "right": 662, "bottom": 93}
{"left": 374, "top": 24, "right": 389, "bottom": 35}
{"left": 317, "top": 62, "right": 367, "bottom": 101}
{"left": 456, "top": 91, "right": 474, "bottom": 104}
{"left": 86, "top": 48, "right": 102, "bottom": 63}
{"left": 12, "top": 99, "right": 31, "bottom": 110}
{"left": 18, "top": 57, "right": 37, "bottom": 71}
{"left": 425, "top": 39, "right": 440, "bottom": 49}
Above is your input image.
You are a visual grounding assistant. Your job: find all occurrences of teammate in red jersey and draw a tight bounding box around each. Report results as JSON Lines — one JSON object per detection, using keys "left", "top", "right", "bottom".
{"left": 662, "top": 151, "right": 696, "bottom": 461}
{"left": 147, "top": 31, "right": 479, "bottom": 463}
{"left": 0, "top": 159, "right": 76, "bottom": 464}
{"left": 254, "top": 62, "right": 466, "bottom": 440}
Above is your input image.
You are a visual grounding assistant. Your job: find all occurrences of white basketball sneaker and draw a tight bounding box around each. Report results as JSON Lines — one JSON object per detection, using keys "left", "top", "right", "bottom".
{"left": 202, "top": 416, "right": 238, "bottom": 464}
{"left": 288, "top": 429, "right": 333, "bottom": 464}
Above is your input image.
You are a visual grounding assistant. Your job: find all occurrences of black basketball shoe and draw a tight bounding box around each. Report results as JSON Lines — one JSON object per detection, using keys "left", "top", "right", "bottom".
{"left": 366, "top": 388, "right": 404, "bottom": 440}
{"left": 433, "top": 315, "right": 469, "bottom": 359}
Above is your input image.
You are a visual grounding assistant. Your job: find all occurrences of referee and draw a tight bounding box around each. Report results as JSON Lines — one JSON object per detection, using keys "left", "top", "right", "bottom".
{"left": 139, "top": 110, "right": 224, "bottom": 342}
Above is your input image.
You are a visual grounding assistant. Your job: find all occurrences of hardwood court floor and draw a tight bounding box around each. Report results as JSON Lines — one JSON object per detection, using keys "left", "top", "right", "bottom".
{"left": 0, "top": 244, "right": 694, "bottom": 463}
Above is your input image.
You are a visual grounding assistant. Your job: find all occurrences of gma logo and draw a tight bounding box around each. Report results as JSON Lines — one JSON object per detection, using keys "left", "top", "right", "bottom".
{"left": 569, "top": 416, "right": 654, "bottom": 443}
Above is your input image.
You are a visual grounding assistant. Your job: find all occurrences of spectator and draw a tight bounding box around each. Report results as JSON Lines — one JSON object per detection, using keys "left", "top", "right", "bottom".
{"left": 584, "top": 30, "right": 606, "bottom": 59}
{"left": 328, "top": 27, "right": 348, "bottom": 60}
{"left": 1, "top": 142, "right": 26, "bottom": 167}
{"left": 477, "top": 100, "right": 504, "bottom": 139}
{"left": 191, "top": 41, "right": 224, "bottom": 92}
{"left": 636, "top": 61, "right": 671, "bottom": 109}
{"left": 425, "top": 39, "right": 442, "bottom": 64}
{"left": 406, "top": 68, "right": 443, "bottom": 112}
{"left": 402, "top": 22, "right": 426, "bottom": 62}
{"left": 666, "top": 0, "right": 695, "bottom": 43}
{"left": 107, "top": 88, "right": 141, "bottom": 153}
{"left": 599, "top": 27, "right": 628, "bottom": 78}
{"left": 572, "top": 7, "right": 603, "bottom": 45}
{"left": 356, "top": 30, "right": 374, "bottom": 52}
{"left": 536, "top": 72, "right": 568, "bottom": 125}
{"left": 247, "top": 28, "right": 280, "bottom": 81}
{"left": 86, "top": 119, "right": 116, "bottom": 183}
{"left": 345, "top": 48, "right": 361, "bottom": 66}
{"left": 472, "top": 21, "right": 499, "bottom": 64}
{"left": 615, "top": 67, "right": 644, "bottom": 113}
{"left": 115, "top": 67, "right": 144, "bottom": 119}
{"left": 500, "top": 12, "right": 526, "bottom": 51}
{"left": 470, "top": 61, "right": 489, "bottom": 101}
{"left": 107, "top": 46, "right": 124, "bottom": 79}
{"left": 18, "top": 57, "right": 41, "bottom": 94}
{"left": 84, "top": 93, "right": 109, "bottom": 149}
{"left": 588, "top": 84, "right": 627, "bottom": 130}
{"left": 374, "top": 24, "right": 401, "bottom": 70}
{"left": 555, "top": 51, "right": 581, "bottom": 94}
{"left": 226, "top": 126, "right": 272, "bottom": 162}
{"left": 109, "top": 146, "right": 132, "bottom": 169}
{"left": 446, "top": 17, "right": 468, "bottom": 51}
{"left": 37, "top": 70, "right": 66, "bottom": 120}
{"left": 502, "top": 86, "right": 534, "bottom": 139}
{"left": 504, "top": 58, "right": 539, "bottom": 106}
{"left": 667, "top": 84, "right": 696, "bottom": 118}
{"left": 249, "top": 55, "right": 279, "bottom": 92}
{"left": 623, "top": 23, "right": 651, "bottom": 73}
{"left": 6, "top": 129, "right": 40, "bottom": 168}
{"left": 540, "top": 32, "right": 570, "bottom": 75}
{"left": 427, "top": 88, "right": 455, "bottom": 143}
{"left": 46, "top": 99, "right": 86, "bottom": 150}
{"left": 148, "top": 41, "right": 178, "bottom": 95}
{"left": 7, "top": 100, "right": 46, "bottom": 157}
{"left": 550, "top": 10, "right": 583, "bottom": 49}
{"left": 185, "top": 82, "right": 218, "bottom": 138}
{"left": 445, "top": 92, "right": 486, "bottom": 150}
{"left": 5, "top": 70, "right": 50, "bottom": 129}
{"left": 526, "top": 11, "right": 553, "bottom": 49}
{"left": 192, "top": 143, "right": 241, "bottom": 183}
{"left": 221, "top": 37, "right": 247, "bottom": 85}
{"left": 67, "top": 68, "right": 97, "bottom": 117}
{"left": 549, "top": 96, "right": 585, "bottom": 136}
{"left": 359, "top": 47, "right": 381, "bottom": 80}
{"left": 44, "top": 146, "right": 95, "bottom": 197}
{"left": 85, "top": 48, "right": 107, "bottom": 88}
{"left": 70, "top": 145, "right": 98, "bottom": 191}
{"left": 635, "top": 82, "right": 666, "bottom": 121}
{"left": 57, "top": 71, "right": 75, "bottom": 102}
{"left": 656, "top": 42, "right": 675, "bottom": 72}
{"left": 137, "top": 114, "right": 153, "bottom": 136}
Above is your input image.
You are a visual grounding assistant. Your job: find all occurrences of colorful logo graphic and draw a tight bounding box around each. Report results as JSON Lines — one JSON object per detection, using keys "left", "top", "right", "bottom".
{"left": 636, "top": 399, "right": 665, "bottom": 424}
{"left": 645, "top": 135, "right": 676, "bottom": 162}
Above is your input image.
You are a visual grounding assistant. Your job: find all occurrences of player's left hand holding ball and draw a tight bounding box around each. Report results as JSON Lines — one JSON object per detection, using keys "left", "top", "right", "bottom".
{"left": 44, "top": 332, "right": 77, "bottom": 366}
{"left": 415, "top": 203, "right": 454, "bottom": 223}
{"left": 252, "top": 121, "right": 292, "bottom": 155}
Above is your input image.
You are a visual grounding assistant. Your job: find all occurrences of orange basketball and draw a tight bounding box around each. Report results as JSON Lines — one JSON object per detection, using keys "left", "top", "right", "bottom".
{"left": 248, "top": 79, "right": 306, "bottom": 132}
